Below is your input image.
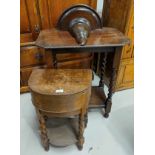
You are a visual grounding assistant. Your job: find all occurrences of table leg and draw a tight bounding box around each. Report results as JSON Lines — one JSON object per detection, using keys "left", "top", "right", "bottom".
{"left": 104, "top": 68, "right": 116, "bottom": 118}
{"left": 84, "top": 112, "right": 88, "bottom": 128}
{"left": 52, "top": 52, "right": 58, "bottom": 69}
{"left": 103, "top": 47, "right": 121, "bottom": 118}
{"left": 36, "top": 109, "right": 49, "bottom": 151}
{"left": 77, "top": 112, "right": 85, "bottom": 150}
{"left": 99, "top": 52, "right": 107, "bottom": 87}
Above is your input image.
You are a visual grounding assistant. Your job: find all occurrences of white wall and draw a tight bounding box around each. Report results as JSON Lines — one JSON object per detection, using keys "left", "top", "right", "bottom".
{"left": 97, "top": 0, "right": 104, "bottom": 13}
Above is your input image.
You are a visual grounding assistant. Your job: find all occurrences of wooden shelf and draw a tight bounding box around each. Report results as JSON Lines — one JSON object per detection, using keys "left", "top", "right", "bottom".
{"left": 36, "top": 28, "right": 130, "bottom": 49}
{"left": 89, "top": 86, "right": 106, "bottom": 108}
{"left": 46, "top": 118, "right": 78, "bottom": 147}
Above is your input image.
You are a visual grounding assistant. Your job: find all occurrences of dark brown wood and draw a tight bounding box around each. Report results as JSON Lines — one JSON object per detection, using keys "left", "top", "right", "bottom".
{"left": 104, "top": 68, "right": 115, "bottom": 118}
{"left": 36, "top": 28, "right": 129, "bottom": 117}
{"left": 28, "top": 69, "right": 92, "bottom": 150}
{"left": 99, "top": 53, "right": 107, "bottom": 87}
{"left": 35, "top": 25, "right": 129, "bottom": 117}
{"left": 57, "top": 5, "right": 102, "bottom": 46}
{"left": 84, "top": 112, "right": 88, "bottom": 127}
{"left": 57, "top": 4, "right": 102, "bottom": 30}
{"left": 36, "top": 28, "right": 130, "bottom": 49}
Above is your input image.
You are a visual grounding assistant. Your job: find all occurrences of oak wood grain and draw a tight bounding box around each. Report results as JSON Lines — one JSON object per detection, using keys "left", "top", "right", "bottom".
{"left": 28, "top": 69, "right": 92, "bottom": 95}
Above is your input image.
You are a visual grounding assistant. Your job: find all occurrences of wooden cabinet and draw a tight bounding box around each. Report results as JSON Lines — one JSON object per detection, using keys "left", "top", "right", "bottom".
{"left": 20, "top": 0, "right": 97, "bottom": 93}
{"left": 20, "top": 46, "right": 46, "bottom": 67}
{"left": 102, "top": 0, "right": 134, "bottom": 91}
{"left": 116, "top": 59, "right": 134, "bottom": 90}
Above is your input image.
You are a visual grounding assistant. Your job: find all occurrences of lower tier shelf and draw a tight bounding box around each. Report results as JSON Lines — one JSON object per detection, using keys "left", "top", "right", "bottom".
{"left": 89, "top": 86, "right": 107, "bottom": 108}
{"left": 46, "top": 118, "right": 78, "bottom": 147}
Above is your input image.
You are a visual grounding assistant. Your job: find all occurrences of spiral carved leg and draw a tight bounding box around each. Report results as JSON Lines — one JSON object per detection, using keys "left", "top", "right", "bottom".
{"left": 52, "top": 52, "right": 57, "bottom": 69}
{"left": 36, "top": 109, "right": 49, "bottom": 151}
{"left": 77, "top": 113, "right": 85, "bottom": 150}
{"left": 84, "top": 112, "right": 88, "bottom": 128}
{"left": 104, "top": 68, "right": 116, "bottom": 118}
{"left": 99, "top": 53, "right": 107, "bottom": 87}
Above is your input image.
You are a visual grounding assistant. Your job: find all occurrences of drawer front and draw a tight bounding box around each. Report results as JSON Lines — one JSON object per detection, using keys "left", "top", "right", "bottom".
{"left": 20, "top": 46, "right": 45, "bottom": 67}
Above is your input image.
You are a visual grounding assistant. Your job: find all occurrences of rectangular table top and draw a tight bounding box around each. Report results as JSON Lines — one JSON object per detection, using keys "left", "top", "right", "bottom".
{"left": 35, "top": 28, "right": 130, "bottom": 50}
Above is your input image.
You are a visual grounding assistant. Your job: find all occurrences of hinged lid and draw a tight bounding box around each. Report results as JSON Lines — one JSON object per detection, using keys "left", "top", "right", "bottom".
{"left": 28, "top": 69, "right": 92, "bottom": 95}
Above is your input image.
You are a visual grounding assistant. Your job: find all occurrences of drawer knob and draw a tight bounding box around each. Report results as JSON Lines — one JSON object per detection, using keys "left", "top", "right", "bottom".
{"left": 35, "top": 53, "right": 43, "bottom": 60}
{"left": 34, "top": 24, "right": 40, "bottom": 33}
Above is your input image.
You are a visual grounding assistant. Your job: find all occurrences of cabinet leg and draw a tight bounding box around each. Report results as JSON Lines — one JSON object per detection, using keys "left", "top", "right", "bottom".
{"left": 77, "top": 113, "right": 84, "bottom": 150}
{"left": 36, "top": 109, "right": 49, "bottom": 151}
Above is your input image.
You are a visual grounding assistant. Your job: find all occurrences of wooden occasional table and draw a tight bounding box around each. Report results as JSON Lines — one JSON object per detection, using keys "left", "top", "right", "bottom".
{"left": 35, "top": 27, "right": 130, "bottom": 118}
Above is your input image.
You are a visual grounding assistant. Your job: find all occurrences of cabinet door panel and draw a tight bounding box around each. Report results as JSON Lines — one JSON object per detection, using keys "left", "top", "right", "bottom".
{"left": 20, "top": 0, "right": 40, "bottom": 43}
{"left": 116, "top": 59, "right": 134, "bottom": 90}
{"left": 20, "top": 0, "right": 31, "bottom": 33}
{"left": 122, "top": 6, "right": 134, "bottom": 59}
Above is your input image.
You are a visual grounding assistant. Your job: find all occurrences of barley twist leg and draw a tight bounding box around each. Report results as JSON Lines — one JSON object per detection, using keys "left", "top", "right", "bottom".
{"left": 36, "top": 109, "right": 49, "bottom": 151}
{"left": 77, "top": 113, "right": 85, "bottom": 150}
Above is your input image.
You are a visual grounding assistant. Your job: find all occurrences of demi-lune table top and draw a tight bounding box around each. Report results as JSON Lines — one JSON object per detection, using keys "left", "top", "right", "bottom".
{"left": 28, "top": 69, "right": 92, "bottom": 95}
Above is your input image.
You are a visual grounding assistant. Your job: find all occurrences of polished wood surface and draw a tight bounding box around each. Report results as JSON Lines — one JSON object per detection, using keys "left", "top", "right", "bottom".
{"left": 36, "top": 28, "right": 130, "bottom": 49}
{"left": 28, "top": 69, "right": 92, "bottom": 95}
{"left": 57, "top": 4, "right": 102, "bottom": 45}
{"left": 57, "top": 4, "right": 102, "bottom": 30}
{"left": 28, "top": 69, "right": 92, "bottom": 150}
{"left": 20, "top": 46, "right": 45, "bottom": 67}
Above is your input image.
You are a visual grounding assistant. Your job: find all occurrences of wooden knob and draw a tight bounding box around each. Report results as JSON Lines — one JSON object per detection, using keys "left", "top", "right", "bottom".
{"left": 69, "top": 18, "right": 90, "bottom": 46}
{"left": 35, "top": 53, "right": 43, "bottom": 60}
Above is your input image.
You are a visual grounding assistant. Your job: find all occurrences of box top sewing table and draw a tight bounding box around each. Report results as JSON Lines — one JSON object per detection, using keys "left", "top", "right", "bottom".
{"left": 35, "top": 27, "right": 130, "bottom": 118}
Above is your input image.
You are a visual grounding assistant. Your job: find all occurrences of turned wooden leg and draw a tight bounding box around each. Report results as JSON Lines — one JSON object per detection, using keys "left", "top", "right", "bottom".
{"left": 84, "top": 112, "right": 88, "bottom": 128}
{"left": 77, "top": 113, "right": 85, "bottom": 150}
{"left": 52, "top": 52, "right": 57, "bottom": 69}
{"left": 99, "top": 52, "right": 107, "bottom": 87}
{"left": 36, "top": 109, "right": 49, "bottom": 151}
{"left": 104, "top": 68, "right": 116, "bottom": 118}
